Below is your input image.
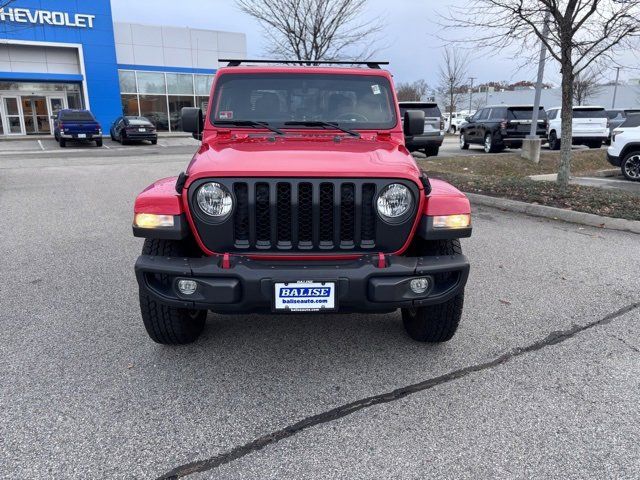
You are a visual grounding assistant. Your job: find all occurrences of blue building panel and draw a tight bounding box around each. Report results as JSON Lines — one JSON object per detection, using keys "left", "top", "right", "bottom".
{"left": 0, "top": 0, "right": 122, "bottom": 130}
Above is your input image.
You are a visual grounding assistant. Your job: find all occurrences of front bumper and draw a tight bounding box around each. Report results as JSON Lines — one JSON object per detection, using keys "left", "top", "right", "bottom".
{"left": 607, "top": 152, "right": 621, "bottom": 167}
{"left": 405, "top": 133, "right": 445, "bottom": 149}
{"left": 135, "top": 253, "right": 470, "bottom": 313}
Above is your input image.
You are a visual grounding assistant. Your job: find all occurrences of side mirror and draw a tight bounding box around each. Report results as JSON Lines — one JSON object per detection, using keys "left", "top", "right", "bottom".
{"left": 403, "top": 110, "right": 425, "bottom": 136}
{"left": 182, "top": 107, "right": 203, "bottom": 139}
{"left": 465, "top": 116, "right": 471, "bottom": 122}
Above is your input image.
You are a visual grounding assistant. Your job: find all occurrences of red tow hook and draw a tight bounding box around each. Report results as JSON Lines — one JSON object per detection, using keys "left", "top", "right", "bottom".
{"left": 376, "top": 252, "right": 387, "bottom": 268}
{"left": 221, "top": 252, "right": 231, "bottom": 269}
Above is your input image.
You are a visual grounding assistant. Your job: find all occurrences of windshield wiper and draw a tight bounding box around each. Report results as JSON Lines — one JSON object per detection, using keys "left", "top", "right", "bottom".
{"left": 284, "top": 121, "right": 361, "bottom": 138}
{"left": 215, "top": 120, "right": 285, "bottom": 136}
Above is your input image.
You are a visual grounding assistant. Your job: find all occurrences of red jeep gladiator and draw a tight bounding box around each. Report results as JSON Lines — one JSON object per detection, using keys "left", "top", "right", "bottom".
{"left": 133, "top": 60, "right": 471, "bottom": 345}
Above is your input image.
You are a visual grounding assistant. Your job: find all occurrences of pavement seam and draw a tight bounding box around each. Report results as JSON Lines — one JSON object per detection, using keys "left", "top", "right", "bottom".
{"left": 156, "top": 301, "right": 640, "bottom": 479}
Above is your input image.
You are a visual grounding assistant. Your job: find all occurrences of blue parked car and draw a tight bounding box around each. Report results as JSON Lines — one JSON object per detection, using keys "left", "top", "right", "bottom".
{"left": 53, "top": 109, "right": 103, "bottom": 147}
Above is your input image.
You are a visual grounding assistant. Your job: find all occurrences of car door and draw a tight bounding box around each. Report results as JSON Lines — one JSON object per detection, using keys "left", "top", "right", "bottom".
{"left": 464, "top": 110, "right": 480, "bottom": 142}
{"left": 471, "top": 109, "right": 488, "bottom": 142}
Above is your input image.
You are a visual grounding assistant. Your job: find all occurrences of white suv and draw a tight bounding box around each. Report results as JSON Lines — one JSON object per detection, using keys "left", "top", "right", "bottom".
{"left": 546, "top": 106, "right": 609, "bottom": 150}
{"left": 607, "top": 113, "right": 640, "bottom": 181}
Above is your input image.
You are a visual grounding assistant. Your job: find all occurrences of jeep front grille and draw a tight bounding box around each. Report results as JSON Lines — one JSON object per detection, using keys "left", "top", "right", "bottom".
{"left": 188, "top": 178, "right": 419, "bottom": 254}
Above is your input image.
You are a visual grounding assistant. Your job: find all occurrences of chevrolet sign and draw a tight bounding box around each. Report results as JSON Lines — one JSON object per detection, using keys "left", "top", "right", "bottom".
{"left": 0, "top": 8, "right": 95, "bottom": 28}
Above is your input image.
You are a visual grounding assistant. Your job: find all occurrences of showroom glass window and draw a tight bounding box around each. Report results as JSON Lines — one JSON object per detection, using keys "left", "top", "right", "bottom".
{"left": 117, "top": 70, "right": 215, "bottom": 132}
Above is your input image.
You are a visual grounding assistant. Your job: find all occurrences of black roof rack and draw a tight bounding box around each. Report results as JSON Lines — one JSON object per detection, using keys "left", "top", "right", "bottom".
{"left": 219, "top": 59, "right": 389, "bottom": 69}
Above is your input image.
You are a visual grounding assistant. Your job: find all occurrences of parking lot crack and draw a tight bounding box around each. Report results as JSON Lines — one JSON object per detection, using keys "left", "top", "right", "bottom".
{"left": 156, "top": 301, "right": 640, "bottom": 479}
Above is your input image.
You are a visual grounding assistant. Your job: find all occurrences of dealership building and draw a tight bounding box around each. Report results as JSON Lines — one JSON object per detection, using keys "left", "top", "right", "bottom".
{"left": 0, "top": 0, "right": 246, "bottom": 136}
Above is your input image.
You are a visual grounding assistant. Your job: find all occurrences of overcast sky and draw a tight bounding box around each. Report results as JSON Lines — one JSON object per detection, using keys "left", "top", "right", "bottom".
{"left": 110, "top": 0, "right": 632, "bottom": 90}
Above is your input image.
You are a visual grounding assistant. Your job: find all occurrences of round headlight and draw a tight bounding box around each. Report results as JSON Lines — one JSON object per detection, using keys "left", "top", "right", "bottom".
{"left": 196, "top": 182, "right": 233, "bottom": 217}
{"left": 376, "top": 183, "right": 413, "bottom": 220}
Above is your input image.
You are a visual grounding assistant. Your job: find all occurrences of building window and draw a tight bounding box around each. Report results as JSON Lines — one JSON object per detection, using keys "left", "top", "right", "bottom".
{"left": 121, "top": 94, "right": 140, "bottom": 116}
{"left": 195, "top": 75, "right": 214, "bottom": 96}
{"left": 166, "top": 73, "right": 194, "bottom": 95}
{"left": 137, "top": 72, "right": 166, "bottom": 95}
{"left": 168, "top": 95, "right": 194, "bottom": 131}
{"left": 117, "top": 70, "right": 215, "bottom": 132}
{"left": 118, "top": 71, "right": 137, "bottom": 93}
{"left": 139, "top": 94, "right": 169, "bottom": 131}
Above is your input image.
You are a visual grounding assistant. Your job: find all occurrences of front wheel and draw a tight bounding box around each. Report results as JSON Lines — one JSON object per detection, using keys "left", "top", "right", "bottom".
{"left": 622, "top": 152, "right": 640, "bottom": 181}
{"left": 459, "top": 132, "right": 469, "bottom": 150}
{"left": 401, "top": 239, "right": 465, "bottom": 342}
{"left": 139, "top": 238, "right": 207, "bottom": 344}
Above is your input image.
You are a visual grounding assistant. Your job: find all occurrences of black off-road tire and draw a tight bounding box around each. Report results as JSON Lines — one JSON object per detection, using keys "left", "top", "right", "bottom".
{"left": 139, "top": 238, "right": 207, "bottom": 345}
{"left": 425, "top": 145, "right": 440, "bottom": 157}
{"left": 459, "top": 132, "right": 469, "bottom": 150}
{"left": 402, "top": 239, "right": 464, "bottom": 343}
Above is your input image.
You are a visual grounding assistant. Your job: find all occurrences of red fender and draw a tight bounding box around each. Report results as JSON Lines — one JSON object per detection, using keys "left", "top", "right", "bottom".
{"left": 424, "top": 178, "right": 471, "bottom": 216}
{"left": 134, "top": 177, "right": 182, "bottom": 215}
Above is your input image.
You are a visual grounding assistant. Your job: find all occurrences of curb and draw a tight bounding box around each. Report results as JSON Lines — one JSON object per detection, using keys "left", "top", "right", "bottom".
{"left": 466, "top": 192, "right": 640, "bottom": 235}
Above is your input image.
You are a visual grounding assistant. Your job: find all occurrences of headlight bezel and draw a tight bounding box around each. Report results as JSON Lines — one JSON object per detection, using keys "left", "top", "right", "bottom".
{"left": 375, "top": 182, "right": 415, "bottom": 224}
{"left": 195, "top": 181, "right": 234, "bottom": 221}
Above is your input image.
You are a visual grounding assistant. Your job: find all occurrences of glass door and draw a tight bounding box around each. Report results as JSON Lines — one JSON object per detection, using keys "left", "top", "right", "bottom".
{"left": 2, "top": 97, "right": 24, "bottom": 135}
{"left": 48, "top": 96, "right": 66, "bottom": 135}
{"left": 22, "top": 96, "right": 51, "bottom": 135}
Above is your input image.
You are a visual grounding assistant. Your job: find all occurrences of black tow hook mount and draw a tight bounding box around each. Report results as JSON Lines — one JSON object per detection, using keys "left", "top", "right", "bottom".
{"left": 175, "top": 171, "right": 188, "bottom": 194}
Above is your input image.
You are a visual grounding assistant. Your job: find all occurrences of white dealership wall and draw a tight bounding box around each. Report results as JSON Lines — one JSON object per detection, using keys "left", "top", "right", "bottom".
{"left": 113, "top": 22, "right": 246, "bottom": 69}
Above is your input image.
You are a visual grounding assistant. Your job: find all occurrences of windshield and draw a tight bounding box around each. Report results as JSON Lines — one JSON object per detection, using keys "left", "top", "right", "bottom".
{"left": 127, "top": 117, "right": 152, "bottom": 126}
{"left": 210, "top": 73, "right": 397, "bottom": 130}
{"left": 573, "top": 108, "right": 606, "bottom": 118}
{"left": 507, "top": 107, "right": 547, "bottom": 120}
{"left": 399, "top": 104, "right": 441, "bottom": 118}
{"left": 60, "top": 111, "right": 94, "bottom": 121}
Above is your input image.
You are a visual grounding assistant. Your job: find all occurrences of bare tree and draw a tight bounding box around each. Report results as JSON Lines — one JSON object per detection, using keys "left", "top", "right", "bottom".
{"left": 437, "top": 47, "right": 468, "bottom": 126}
{"left": 441, "top": 0, "right": 640, "bottom": 186}
{"left": 396, "top": 79, "right": 430, "bottom": 101}
{"left": 572, "top": 68, "right": 603, "bottom": 105}
{"left": 236, "top": 0, "right": 382, "bottom": 62}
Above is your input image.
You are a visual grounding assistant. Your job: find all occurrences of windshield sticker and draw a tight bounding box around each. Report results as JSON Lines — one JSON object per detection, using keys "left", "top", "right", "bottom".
{"left": 219, "top": 111, "right": 233, "bottom": 120}
{"left": 371, "top": 84, "right": 381, "bottom": 95}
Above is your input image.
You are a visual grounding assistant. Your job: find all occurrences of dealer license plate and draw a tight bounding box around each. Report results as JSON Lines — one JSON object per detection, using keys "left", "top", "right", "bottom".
{"left": 77, "top": 133, "right": 86, "bottom": 138}
{"left": 274, "top": 281, "right": 336, "bottom": 312}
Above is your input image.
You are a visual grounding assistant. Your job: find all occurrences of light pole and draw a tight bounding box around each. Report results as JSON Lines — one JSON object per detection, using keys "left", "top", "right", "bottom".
{"left": 612, "top": 67, "right": 621, "bottom": 109}
{"left": 468, "top": 77, "right": 476, "bottom": 113}
{"left": 522, "top": 10, "right": 551, "bottom": 163}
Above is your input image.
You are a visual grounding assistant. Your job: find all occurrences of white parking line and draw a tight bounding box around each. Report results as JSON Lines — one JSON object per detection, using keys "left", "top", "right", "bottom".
{"left": 37, "top": 140, "right": 45, "bottom": 151}
{"left": 103, "top": 144, "right": 111, "bottom": 149}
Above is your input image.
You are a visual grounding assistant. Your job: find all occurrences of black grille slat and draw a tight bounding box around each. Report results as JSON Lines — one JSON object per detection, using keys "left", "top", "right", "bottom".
{"left": 233, "top": 183, "right": 249, "bottom": 247}
{"left": 319, "top": 183, "right": 334, "bottom": 246}
{"left": 298, "top": 183, "right": 313, "bottom": 246}
{"left": 255, "top": 183, "right": 271, "bottom": 247}
{"left": 277, "top": 183, "right": 292, "bottom": 247}
{"left": 361, "top": 184, "right": 376, "bottom": 245}
{"left": 340, "top": 183, "right": 355, "bottom": 246}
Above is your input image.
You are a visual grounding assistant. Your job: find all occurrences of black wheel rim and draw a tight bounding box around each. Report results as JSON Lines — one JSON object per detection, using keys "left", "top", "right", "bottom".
{"left": 624, "top": 155, "right": 640, "bottom": 179}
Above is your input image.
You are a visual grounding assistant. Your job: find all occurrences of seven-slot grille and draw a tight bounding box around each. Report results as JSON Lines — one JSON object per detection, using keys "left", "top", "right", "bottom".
{"left": 188, "top": 178, "right": 418, "bottom": 254}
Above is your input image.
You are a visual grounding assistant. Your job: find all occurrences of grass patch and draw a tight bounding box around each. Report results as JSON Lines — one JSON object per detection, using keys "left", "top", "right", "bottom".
{"left": 419, "top": 149, "right": 612, "bottom": 178}
{"left": 417, "top": 150, "right": 640, "bottom": 222}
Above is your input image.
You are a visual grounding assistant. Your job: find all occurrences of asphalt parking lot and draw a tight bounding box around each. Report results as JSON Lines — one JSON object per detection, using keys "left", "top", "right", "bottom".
{"left": 1, "top": 146, "right": 639, "bottom": 479}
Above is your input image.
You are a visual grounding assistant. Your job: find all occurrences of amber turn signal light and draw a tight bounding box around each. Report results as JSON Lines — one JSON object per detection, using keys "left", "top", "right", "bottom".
{"left": 134, "top": 213, "right": 174, "bottom": 228}
{"left": 432, "top": 214, "right": 471, "bottom": 229}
